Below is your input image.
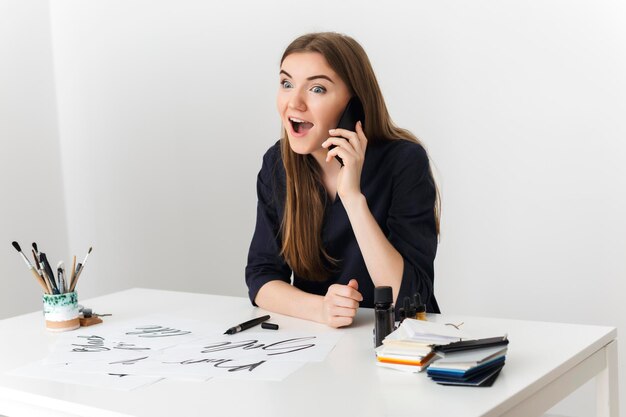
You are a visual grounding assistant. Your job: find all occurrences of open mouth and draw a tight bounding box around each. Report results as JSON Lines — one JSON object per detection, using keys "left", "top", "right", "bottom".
{"left": 289, "top": 117, "right": 314, "bottom": 135}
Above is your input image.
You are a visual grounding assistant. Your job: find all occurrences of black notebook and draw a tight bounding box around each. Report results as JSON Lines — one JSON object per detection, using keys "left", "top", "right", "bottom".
{"left": 435, "top": 336, "right": 509, "bottom": 354}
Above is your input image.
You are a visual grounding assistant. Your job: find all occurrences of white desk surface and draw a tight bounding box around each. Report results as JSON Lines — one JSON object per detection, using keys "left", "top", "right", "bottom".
{"left": 0, "top": 288, "right": 617, "bottom": 417}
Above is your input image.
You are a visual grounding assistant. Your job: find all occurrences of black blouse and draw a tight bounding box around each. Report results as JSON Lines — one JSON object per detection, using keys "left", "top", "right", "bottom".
{"left": 245, "top": 138, "right": 440, "bottom": 316}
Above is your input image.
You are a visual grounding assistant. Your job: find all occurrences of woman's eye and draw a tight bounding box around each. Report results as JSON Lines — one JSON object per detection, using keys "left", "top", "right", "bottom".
{"left": 311, "top": 86, "right": 326, "bottom": 94}
{"left": 281, "top": 80, "right": 293, "bottom": 89}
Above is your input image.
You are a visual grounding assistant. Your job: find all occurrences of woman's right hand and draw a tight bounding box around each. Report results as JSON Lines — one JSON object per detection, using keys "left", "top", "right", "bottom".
{"left": 321, "top": 279, "right": 363, "bottom": 328}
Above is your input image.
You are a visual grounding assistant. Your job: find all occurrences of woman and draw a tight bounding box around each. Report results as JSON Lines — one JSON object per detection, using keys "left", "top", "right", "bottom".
{"left": 245, "top": 32, "right": 441, "bottom": 328}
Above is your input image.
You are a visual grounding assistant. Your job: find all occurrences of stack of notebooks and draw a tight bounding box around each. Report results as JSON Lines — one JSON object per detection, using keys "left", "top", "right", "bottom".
{"left": 375, "top": 319, "right": 462, "bottom": 373}
{"left": 426, "top": 336, "right": 509, "bottom": 387}
{"left": 375, "top": 319, "right": 509, "bottom": 387}
{"left": 375, "top": 340, "right": 438, "bottom": 372}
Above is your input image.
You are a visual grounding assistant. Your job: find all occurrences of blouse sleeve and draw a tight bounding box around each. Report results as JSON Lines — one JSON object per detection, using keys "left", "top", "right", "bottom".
{"left": 386, "top": 143, "right": 440, "bottom": 313}
{"left": 245, "top": 148, "right": 292, "bottom": 306}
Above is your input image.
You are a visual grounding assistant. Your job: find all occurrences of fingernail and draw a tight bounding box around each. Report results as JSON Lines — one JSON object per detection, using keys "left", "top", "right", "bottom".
{"left": 329, "top": 129, "right": 335, "bottom": 133}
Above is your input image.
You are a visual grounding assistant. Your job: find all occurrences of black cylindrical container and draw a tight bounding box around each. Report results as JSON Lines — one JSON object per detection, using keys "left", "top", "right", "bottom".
{"left": 374, "top": 286, "right": 395, "bottom": 347}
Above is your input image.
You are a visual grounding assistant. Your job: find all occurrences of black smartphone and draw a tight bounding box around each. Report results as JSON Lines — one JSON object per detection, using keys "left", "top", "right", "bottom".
{"left": 329, "top": 96, "right": 365, "bottom": 166}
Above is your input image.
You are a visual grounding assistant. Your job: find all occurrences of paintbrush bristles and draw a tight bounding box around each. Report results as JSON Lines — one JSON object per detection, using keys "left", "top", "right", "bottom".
{"left": 12, "top": 240, "right": 50, "bottom": 294}
{"left": 70, "top": 246, "right": 93, "bottom": 292}
{"left": 81, "top": 247, "right": 92, "bottom": 265}
{"left": 12, "top": 241, "right": 34, "bottom": 269}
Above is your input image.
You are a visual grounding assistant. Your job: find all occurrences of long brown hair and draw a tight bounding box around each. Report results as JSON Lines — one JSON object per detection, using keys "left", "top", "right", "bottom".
{"left": 279, "top": 32, "right": 440, "bottom": 281}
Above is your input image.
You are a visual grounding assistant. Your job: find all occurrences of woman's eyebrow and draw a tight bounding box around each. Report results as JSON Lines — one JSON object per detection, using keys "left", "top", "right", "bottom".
{"left": 280, "top": 70, "right": 334, "bottom": 83}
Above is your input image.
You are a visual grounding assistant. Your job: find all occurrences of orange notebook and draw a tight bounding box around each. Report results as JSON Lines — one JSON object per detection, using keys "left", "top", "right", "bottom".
{"left": 377, "top": 351, "right": 437, "bottom": 367}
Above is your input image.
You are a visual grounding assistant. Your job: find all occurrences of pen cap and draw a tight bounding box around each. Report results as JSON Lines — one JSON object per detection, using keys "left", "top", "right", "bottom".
{"left": 374, "top": 286, "right": 392, "bottom": 306}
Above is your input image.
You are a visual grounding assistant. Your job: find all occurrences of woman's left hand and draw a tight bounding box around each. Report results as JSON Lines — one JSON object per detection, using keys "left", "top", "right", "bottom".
{"left": 322, "top": 120, "right": 368, "bottom": 204}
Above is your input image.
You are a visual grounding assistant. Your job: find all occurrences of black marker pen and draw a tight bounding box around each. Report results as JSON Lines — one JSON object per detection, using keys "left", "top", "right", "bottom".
{"left": 224, "top": 315, "right": 271, "bottom": 335}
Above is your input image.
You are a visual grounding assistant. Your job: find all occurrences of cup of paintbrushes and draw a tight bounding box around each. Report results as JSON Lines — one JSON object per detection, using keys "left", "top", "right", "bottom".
{"left": 42, "top": 291, "right": 80, "bottom": 332}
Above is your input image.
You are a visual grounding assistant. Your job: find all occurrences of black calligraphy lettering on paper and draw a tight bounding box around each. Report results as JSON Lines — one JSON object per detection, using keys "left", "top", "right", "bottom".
{"left": 212, "top": 359, "right": 265, "bottom": 372}
{"left": 200, "top": 336, "right": 317, "bottom": 356}
{"left": 113, "top": 341, "right": 151, "bottom": 351}
{"left": 261, "top": 337, "right": 316, "bottom": 355}
{"left": 163, "top": 358, "right": 266, "bottom": 372}
{"left": 109, "top": 356, "right": 149, "bottom": 366}
{"left": 71, "top": 335, "right": 111, "bottom": 353}
{"left": 125, "top": 325, "right": 191, "bottom": 338}
{"left": 200, "top": 340, "right": 263, "bottom": 353}
{"left": 70, "top": 336, "right": 151, "bottom": 353}
{"left": 160, "top": 336, "right": 318, "bottom": 373}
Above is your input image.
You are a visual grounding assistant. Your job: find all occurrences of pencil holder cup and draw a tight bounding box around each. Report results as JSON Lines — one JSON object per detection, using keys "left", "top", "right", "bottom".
{"left": 42, "top": 291, "right": 80, "bottom": 332}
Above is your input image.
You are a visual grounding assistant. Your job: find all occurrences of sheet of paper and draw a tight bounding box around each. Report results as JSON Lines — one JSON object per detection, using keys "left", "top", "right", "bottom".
{"left": 58, "top": 350, "right": 306, "bottom": 381}
{"left": 7, "top": 360, "right": 162, "bottom": 391}
{"left": 44, "top": 332, "right": 161, "bottom": 365}
{"left": 202, "top": 359, "right": 307, "bottom": 381}
{"left": 61, "top": 354, "right": 211, "bottom": 382}
{"left": 44, "top": 316, "right": 221, "bottom": 365}
{"left": 38, "top": 317, "right": 343, "bottom": 383}
{"left": 92, "top": 315, "right": 220, "bottom": 350}
{"left": 402, "top": 319, "right": 468, "bottom": 338}
{"left": 57, "top": 330, "right": 341, "bottom": 381}
{"left": 134, "top": 349, "right": 307, "bottom": 381}
{"left": 163, "top": 331, "right": 343, "bottom": 362}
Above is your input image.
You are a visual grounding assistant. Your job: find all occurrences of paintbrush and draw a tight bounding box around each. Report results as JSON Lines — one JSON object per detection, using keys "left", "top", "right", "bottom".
{"left": 11, "top": 241, "right": 49, "bottom": 293}
{"left": 69, "top": 255, "right": 77, "bottom": 293}
{"left": 31, "top": 241, "right": 53, "bottom": 292}
{"left": 32, "top": 248, "right": 52, "bottom": 293}
{"left": 70, "top": 247, "right": 92, "bottom": 291}
{"left": 39, "top": 252, "right": 59, "bottom": 294}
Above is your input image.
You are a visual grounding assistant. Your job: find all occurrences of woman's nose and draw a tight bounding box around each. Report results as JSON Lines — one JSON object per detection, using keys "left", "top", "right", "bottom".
{"left": 288, "top": 90, "right": 307, "bottom": 111}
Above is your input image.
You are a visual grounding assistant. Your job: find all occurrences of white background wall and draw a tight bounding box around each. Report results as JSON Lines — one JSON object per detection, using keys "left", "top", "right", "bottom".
{"left": 1, "top": 0, "right": 68, "bottom": 318}
{"left": 2, "top": 1, "right": 625, "bottom": 415}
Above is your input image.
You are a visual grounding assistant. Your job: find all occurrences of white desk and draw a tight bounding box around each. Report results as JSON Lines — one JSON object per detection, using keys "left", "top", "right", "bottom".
{"left": 0, "top": 288, "right": 619, "bottom": 417}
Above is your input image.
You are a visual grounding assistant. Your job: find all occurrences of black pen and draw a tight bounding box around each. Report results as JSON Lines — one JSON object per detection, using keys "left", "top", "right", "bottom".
{"left": 39, "top": 253, "right": 59, "bottom": 294}
{"left": 224, "top": 315, "right": 271, "bottom": 335}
